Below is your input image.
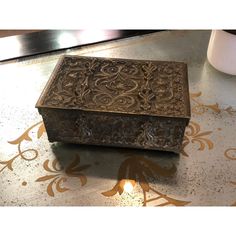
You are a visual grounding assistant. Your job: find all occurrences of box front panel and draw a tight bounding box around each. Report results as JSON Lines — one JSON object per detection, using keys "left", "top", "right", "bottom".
{"left": 40, "top": 109, "right": 188, "bottom": 153}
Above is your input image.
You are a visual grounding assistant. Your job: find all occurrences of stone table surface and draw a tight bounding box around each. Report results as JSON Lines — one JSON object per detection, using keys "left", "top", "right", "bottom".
{"left": 1, "top": 30, "right": 236, "bottom": 206}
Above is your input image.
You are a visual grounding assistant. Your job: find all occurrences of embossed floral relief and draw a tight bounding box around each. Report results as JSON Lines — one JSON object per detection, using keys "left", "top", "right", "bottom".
{"left": 36, "top": 154, "right": 90, "bottom": 197}
{"left": 102, "top": 155, "right": 190, "bottom": 206}
{"left": 0, "top": 121, "right": 45, "bottom": 173}
{"left": 181, "top": 121, "right": 214, "bottom": 157}
{"left": 42, "top": 57, "right": 187, "bottom": 117}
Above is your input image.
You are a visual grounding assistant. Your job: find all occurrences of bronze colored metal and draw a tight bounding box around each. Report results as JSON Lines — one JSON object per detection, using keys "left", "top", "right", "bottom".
{"left": 36, "top": 55, "right": 191, "bottom": 153}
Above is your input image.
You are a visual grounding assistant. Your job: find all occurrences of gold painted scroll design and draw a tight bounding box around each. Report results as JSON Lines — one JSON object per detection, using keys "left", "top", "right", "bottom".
{"left": 191, "top": 91, "right": 236, "bottom": 206}
{"left": 190, "top": 91, "right": 236, "bottom": 115}
{"left": 224, "top": 148, "right": 236, "bottom": 206}
{"left": 0, "top": 121, "right": 45, "bottom": 173}
{"left": 102, "top": 154, "right": 190, "bottom": 206}
{"left": 36, "top": 155, "right": 90, "bottom": 197}
{"left": 181, "top": 121, "right": 214, "bottom": 157}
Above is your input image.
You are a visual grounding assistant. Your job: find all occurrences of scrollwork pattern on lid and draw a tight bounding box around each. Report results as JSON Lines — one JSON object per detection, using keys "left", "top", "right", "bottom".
{"left": 42, "top": 57, "right": 188, "bottom": 117}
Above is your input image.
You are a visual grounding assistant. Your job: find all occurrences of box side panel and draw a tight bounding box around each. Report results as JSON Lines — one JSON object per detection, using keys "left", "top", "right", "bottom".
{"left": 183, "top": 63, "right": 191, "bottom": 119}
{"left": 39, "top": 109, "right": 188, "bottom": 153}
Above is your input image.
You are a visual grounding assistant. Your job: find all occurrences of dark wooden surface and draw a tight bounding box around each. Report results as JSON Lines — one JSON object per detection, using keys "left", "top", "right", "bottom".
{"left": 0, "top": 30, "right": 160, "bottom": 62}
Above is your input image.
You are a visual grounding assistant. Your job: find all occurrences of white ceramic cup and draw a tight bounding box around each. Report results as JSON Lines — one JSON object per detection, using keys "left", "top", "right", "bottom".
{"left": 207, "top": 30, "right": 236, "bottom": 75}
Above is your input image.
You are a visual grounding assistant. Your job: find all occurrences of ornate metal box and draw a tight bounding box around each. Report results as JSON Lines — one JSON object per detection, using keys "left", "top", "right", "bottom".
{"left": 36, "top": 55, "right": 190, "bottom": 153}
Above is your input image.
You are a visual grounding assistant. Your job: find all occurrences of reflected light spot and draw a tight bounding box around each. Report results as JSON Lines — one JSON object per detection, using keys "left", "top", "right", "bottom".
{"left": 0, "top": 37, "right": 22, "bottom": 58}
{"left": 78, "top": 30, "right": 120, "bottom": 44}
{"left": 123, "top": 180, "right": 134, "bottom": 193}
{"left": 58, "top": 32, "right": 77, "bottom": 47}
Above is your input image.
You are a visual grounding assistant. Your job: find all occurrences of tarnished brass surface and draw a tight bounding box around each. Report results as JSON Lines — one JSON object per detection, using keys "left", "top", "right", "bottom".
{"left": 36, "top": 56, "right": 190, "bottom": 152}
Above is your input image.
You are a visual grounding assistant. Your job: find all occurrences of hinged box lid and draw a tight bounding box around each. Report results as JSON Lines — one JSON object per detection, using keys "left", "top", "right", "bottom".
{"left": 36, "top": 55, "right": 190, "bottom": 119}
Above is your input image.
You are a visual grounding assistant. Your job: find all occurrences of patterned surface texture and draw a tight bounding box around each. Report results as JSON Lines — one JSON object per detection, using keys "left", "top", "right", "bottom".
{"left": 1, "top": 30, "right": 236, "bottom": 206}
{"left": 40, "top": 56, "right": 189, "bottom": 117}
{"left": 41, "top": 108, "right": 187, "bottom": 152}
{"left": 38, "top": 56, "right": 189, "bottom": 152}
